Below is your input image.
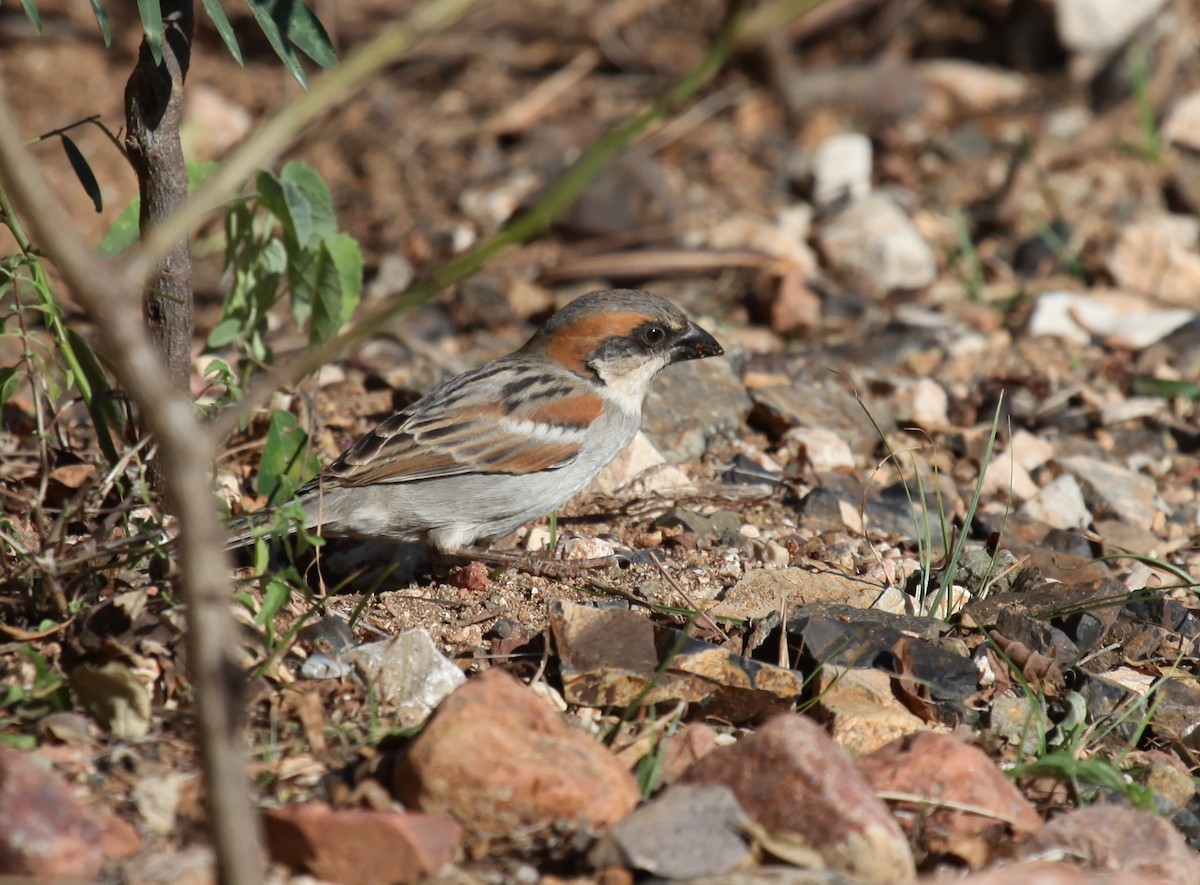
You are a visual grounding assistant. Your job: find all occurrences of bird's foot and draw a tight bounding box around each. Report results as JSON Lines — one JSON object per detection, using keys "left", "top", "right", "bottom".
{"left": 454, "top": 545, "right": 626, "bottom": 578}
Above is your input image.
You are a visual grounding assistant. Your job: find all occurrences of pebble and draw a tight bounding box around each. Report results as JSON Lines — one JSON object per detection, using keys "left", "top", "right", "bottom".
{"left": 818, "top": 193, "right": 937, "bottom": 295}
{"left": 783, "top": 426, "right": 856, "bottom": 472}
{"left": 681, "top": 714, "right": 916, "bottom": 883}
{"left": 1028, "top": 290, "right": 1196, "bottom": 348}
{"left": 1054, "top": 0, "right": 1168, "bottom": 54}
{"left": 591, "top": 784, "right": 751, "bottom": 879}
{"left": 1018, "top": 473, "right": 1091, "bottom": 530}
{"left": 857, "top": 732, "right": 1042, "bottom": 869}
{"left": 0, "top": 747, "right": 104, "bottom": 879}
{"left": 815, "top": 667, "right": 933, "bottom": 754}
{"left": 1164, "top": 88, "right": 1200, "bottom": 151}
{"left": 1016, "top": 804, "right": 1199, "bottom": 885}
{"left": 1108, "top": 216, "right": 1200, "bottom": 306}
{"left": 811, "top": 132, "right": 873, "bottom": 208}
{"left": 299, "top": 653, "right": 354, "bottom": 680}
{"left": 889, "top": 377, "right": 949, "bottom": 427}
{"left": 343, "top": 629, "right": 466, "bottom": 729}
{"left": 393, "top": 669, "right": 640, "bottom": 838}
{"left": 1058, "top": 455, "right": 1159, "bottom": 531}
{"left": 264, "top": 802, "right": 461, "bottom": 885}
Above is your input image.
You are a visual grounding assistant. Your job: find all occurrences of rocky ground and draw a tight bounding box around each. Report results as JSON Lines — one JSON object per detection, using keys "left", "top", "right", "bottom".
{"left": 4, "top": 0, "right": 1200, "bottom": 883}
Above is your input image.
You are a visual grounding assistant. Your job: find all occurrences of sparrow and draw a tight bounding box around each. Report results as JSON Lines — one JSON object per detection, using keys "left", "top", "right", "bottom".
{"left": 230, "top": 289, "right": 723, "bottom": 569}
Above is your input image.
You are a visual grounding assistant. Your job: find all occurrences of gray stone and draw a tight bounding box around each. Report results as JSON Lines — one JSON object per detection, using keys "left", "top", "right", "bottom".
{"left": 343, "top": 629, "right": 465, "bottom": 728}
{"left": 1058, "top": 455, "right": 1159, "bottom": 531}
{"left": 749, "top": 377, "right": 886, "bottom": 459}
{"left": 644, "top": 356, "right": 751, "bottom": 463}
{"left": 592, "top": 784, "right": 751, "bottom": 879}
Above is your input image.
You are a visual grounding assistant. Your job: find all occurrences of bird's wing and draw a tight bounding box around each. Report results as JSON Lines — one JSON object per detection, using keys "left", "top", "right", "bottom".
{"left": 321, "top": 365, "right": 603, "bottom": 487}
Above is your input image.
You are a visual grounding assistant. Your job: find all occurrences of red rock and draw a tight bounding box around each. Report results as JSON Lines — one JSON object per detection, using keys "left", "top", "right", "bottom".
{"left": 263, "top": 801, "right": 461, "bottom": 885}
{"left": 856, "top": 731, "right": 1042, "bottom": 867}
{"left": 394, "top": 669, "right": 640, "bottom": 838}
{"left": 680, "top": 713, "right": 915, "bottom": 883}
{"left": 958, "top": 860, "right": 1189, "bottom": 884}
{"left": 1016, "top": 805, "right": 1200, "bottom": 885}
{"left": 99, "top": 810, "right": 143, "bottom": 861}
{"left": 0, "top": 746, "right": 104, "bottom": 878}
{"left": 658, "top": 723, "right": 718, "bottom": 784}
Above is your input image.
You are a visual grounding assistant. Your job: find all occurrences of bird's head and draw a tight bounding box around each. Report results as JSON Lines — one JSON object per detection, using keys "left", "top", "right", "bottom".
{"left": 524, "top": 289, "right": 724, "bottom": 405}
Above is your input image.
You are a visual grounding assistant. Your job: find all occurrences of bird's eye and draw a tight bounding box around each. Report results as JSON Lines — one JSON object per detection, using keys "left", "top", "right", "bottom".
{"left": 642, "top": 326, "right": 666, "bottom": 345}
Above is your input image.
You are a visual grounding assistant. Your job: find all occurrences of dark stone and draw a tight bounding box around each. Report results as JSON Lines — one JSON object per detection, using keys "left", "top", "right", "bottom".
{"left": 784, "top": 604, "right": 979, "bottom": 726}
{"left": 795, "top": 487, "right": 845, "bottom": 534}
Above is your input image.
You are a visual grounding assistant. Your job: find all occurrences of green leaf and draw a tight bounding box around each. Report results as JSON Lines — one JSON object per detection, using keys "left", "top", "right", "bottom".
{"left": 246, "top": 0, "right": 307, "bottom": 88}
{"left": 97, "top": 200, "right": 139, "bottom": 258}
{"left": 278, "top": 0, "right": 336, "bottom": 70}
{"left": 256, "top": 410, "right": 319, "bottom": 502}
{"left": 201, "top": 0, "right": 243, "bottom": 65}
{"left": 88, "top": 0, "right": 112, "bottom": 46}
{"left": 0, "top": 366, "right": 20, "bottom": 405}
{"left": 98, "top": 161, "right": 220, "bottom": 257}
{"left": 136, "top": 0, "right": 164, "bottom": 66}
{"left": 258, "top": 163, "right": 335, "bottom": 249}
{"left": 304, "top": 236, "right": 361, "bottom": 343}
{"left": 258, "top": 575, "right": 292, "bottom": 626}
{"left": 60, "top": 135, "right": 102, "bottom": 213}
{"left": 20, "top": 0, "right": 42, "bottom": 36}
{"left": 245, "top": 0, "right": 337, "bottom": 87}
{"left": 206, "top": 316, "right": 245, "bottom": 349}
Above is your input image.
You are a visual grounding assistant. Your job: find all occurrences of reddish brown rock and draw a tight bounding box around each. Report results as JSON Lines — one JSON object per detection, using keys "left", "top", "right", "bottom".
{"left": 856, "top": 731, "right": 1042, "bottom": 867}
{"left": 958, "top": 860, "right": 1191, "bottom": 884}
{"left": 0, "top": 746, "right": 104, "bottom": 879}
{"left": 394, "top": 669, "right": 640, "bottom": 838}
{"left": 1016, "top": 805, "right": 1200, "bottom": 885}
{"left": 680, "top": 713, "right": 915, "bottom": 883}
{"left": 263, "top": 801, "right": 461, "bottom": 885}
{"left": 99, "top": 810, "right": 143, "bottom": 861}
{"left": 658, "top": 723, "right": 718, "bottom": 785}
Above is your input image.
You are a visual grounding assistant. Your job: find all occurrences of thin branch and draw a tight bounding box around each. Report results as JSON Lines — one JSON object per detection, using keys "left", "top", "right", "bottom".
{"left": 0, "top": 85, "right": 263, "bottom": 885}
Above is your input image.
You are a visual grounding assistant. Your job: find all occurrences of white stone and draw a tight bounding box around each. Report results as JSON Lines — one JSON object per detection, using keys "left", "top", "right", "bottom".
{"left": 916, "top": 60, "right": 1028, "bottom": 113}
{"left": 890, "top": 378, "right": 949, "bottom": 428}
{"left": 1010, "top": 429, "right": 1056, "bottom": 472}
{"left": 782, "top": 426, "right": 855, "bottom": 472}
{"left": 870, "top": 585, "right": 911, "bottom": 615}
{"left": 818, "top": 193, "right": 937, "bottom": 295}
{"left": 1054, "top": 0, "right": 1167, "bottom": 54}
{"left": 344, "top": 629, "right": 466, "bottom": 728}
{"left": 705, "top": 210, "right": 818, "bottom": 273}
{"left": 1101, "top": 397, "right": 1167, "bottom": 425}
{"left": 592, "top": 431, "right": 691, "bottom": 495}
{"left": 1018, "top": 474, "right": 1091, "bottom": 530}
{"left": 812, "top": 133, "right": 873, "bottom": 208}
{"left": 1164, "top": 90, "right": 1200, "bottom": 151}
{"left": 1108, "top": 216, "right": 1200, "bottom": 306}
{"left": 563, "top": 536, "right": 616, "bottom": 562}
{"left": 1028, "top": 290, "right": 1195, "bottom": 348}
{"left": 981, "top": 452, "right": 1039, "bottom": 501}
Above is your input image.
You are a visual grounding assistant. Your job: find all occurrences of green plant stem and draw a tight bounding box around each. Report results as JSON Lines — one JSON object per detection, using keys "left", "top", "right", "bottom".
{"left": 213, "top": 0, "right": 822, "bottom": 440}
{"left": 0, "top": 180, "right": 120, "bottom": 464}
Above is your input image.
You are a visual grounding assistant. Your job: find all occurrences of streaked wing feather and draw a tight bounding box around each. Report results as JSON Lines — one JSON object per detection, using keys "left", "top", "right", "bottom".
{"left": 322, "top": 379, "right": 593, "bottom": 487}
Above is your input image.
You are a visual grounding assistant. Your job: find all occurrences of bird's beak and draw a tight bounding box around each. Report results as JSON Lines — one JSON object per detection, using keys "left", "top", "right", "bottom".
{"left": 670, "top": 321, "right": 724, "bottom": 363}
